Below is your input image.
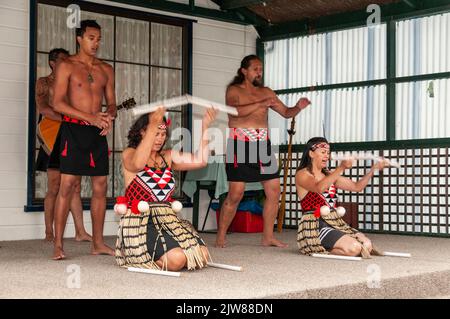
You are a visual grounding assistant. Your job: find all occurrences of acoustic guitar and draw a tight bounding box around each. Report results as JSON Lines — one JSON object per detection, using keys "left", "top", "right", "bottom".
{"left": 37, "top": 97, "right": 136, "bottom": 155}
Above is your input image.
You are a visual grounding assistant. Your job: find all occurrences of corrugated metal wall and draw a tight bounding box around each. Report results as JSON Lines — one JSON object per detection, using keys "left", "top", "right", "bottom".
{"left": 396, "top": 12, "right": 450, "bottom": 77}
{"left": 265, "top": 12, "right": 449, "bottom": 144}
{"left": 396, "top": 12, "right": 450, "bottom": 140}
{"left": 264, "top": 25, "right": 386, "bottom": 90}
{"left": 396, "top": 78, "right": 450, "bottom": 139}
{"left": 274, "top": 86, "right": 386, "bottom": 144}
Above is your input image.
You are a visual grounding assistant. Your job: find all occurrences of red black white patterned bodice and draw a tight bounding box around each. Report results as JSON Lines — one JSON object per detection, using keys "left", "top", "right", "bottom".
{"left": 300, "top": 184, "right": 338, "bottom": 211}
{"left": 125, "top": 165, "right": 175, "bottom": 203}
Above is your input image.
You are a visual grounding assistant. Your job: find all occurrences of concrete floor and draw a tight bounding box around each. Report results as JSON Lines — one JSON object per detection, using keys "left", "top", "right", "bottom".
{"left": 0, "top": 230, "right": 449, "bottom": 299}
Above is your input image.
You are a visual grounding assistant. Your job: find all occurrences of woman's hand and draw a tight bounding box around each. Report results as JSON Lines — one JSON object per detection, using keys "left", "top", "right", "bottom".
{"left": 339, "top": 158, "right": 354, "bottom": 170}
{"left": 202, "top": 107, "right": 218, "bottom": 129}
{"left": 149, "top": 106, "right": 166, "bottom": 128}
{"left": 372, "top": 158, "right": 388, "bottom": 171}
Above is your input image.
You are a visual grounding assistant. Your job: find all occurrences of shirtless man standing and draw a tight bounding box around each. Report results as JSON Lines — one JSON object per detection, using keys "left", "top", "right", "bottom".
{"left": 51, "top": 20, "right": 116, "bottom": 259}
{"left": 35, "top": 48, "right": 91, "bottom": 243}
{"left": 215, "top": 55, "right": 311, "bottom": 248}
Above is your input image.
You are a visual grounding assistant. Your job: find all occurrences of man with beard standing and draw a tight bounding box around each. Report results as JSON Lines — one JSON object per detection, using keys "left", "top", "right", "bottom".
{"left": 215, "top": 55, "right": 311, "bottom": 248}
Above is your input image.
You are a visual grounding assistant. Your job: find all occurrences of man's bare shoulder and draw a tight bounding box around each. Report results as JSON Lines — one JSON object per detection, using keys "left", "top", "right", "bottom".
{"left": 58, "top": 58, "right": 76, "bottom": 72}
{"left": 97, "top": 60, "right": 114, "bottom": 78}
{"left": 95, "top": 59, "right": 113, "bottom": 70}
{"left": 260, "top": 86, "right": 275, "bottom": 95}
{"left": 96, "top": 59, "right": 113, "bottom": 70}
{"left": 226, "top": 84, "right": 241, "bottom": 93}
{"left": 64, "top": 55, "right": 78, "bottom": 65}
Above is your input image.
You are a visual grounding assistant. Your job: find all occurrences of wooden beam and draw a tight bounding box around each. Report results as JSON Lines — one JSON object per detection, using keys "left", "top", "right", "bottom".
{"left": 402, "top": 0, "right": 419, "bottom": 9}
{"left": 210, "top": 0, "right": 269, "bottom": 26}
{"left": 257, "top": 0, "right": 450, "bottom": 41}
{"left": 221, "top": 0, "right": 270, "bottom": 10}
{"left": 110, "top": 0, "right": 252, "bottom": 25}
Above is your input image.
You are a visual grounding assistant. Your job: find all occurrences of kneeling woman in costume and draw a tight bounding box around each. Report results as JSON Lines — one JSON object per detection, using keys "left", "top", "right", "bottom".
{"left": 115, "top": 107, "right": 217, "bottom": 271}
{"left": 295, "top": 137, "right": 387, "bottom": 258}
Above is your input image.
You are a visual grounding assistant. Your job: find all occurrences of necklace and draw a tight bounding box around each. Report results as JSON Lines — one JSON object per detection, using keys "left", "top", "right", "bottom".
{"left": 149, "top": 155, "right": 161, "bottom": 170}
{"left": 86, "top": 63, "right": 94, "bottom": 83}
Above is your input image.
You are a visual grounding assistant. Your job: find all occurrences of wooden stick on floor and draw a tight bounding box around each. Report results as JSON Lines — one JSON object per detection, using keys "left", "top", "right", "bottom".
{"left": 311, "top": 254, "right": 362, "bottom": 261}
{"left": 382, "top": 251, "right": 411, "bottom": 258}
{"left": 207, "top": 262, "right": 243, "bottom": 271}
{"left": 128, "top": 267, "right": 181, "bottom": 277}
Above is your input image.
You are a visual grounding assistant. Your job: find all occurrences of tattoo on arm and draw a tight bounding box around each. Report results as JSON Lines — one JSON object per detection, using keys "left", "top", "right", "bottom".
{"left": 35, "top": 79, "right": 49, "bottom": 109}
{"left": 36, "top": 79, "right": 48, "bottom": 98}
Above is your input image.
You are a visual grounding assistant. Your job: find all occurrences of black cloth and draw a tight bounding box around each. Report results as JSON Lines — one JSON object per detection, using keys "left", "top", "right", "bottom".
{"left": 51, "top": 122, "right": 109, "bottom": 176}
{"left": 146, "top": 222, "right": 182, "bottom": 260}
{"left": 318, "top": 218, "right": 346, "bottom": 250}
{"left": 47, "top": 129, "right": 62, "bottom": 170}
{"left": 35, "top": 147, "right": 50, "bottom": 172}
{"left": 146, "top": 217, "right": 206, "bottom": 261}
{"left": 225, "top": 138, "right": 280, "bottom": 182}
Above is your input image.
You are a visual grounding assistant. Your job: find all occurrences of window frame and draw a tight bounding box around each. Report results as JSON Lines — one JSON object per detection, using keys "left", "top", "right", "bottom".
{"left": 25, "top": 0, "right": 194, "bottom": 211}
{"left": 258, "top": 8, "right": 450, "bottom": 150}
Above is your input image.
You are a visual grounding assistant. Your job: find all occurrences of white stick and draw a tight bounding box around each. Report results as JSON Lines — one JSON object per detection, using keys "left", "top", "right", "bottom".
{"left": 132, "top": 94, "right": 238, "bottom": 116}
{"left": 383, "top": 251, "right": 411, "bottom": 258}
{"left": 132, "top": 95, "right": 189, "bottom": 116}
{"left": 186, "top": 94, "right": 238, "bottom": 115}
{"left": 312, "top": 253, "right": 362, "bottom": 261}
{"left": 332, "top": 152, "right": 402, "bottom": 168}
{"left": 207, "top": 262, "right": 243, "bottom": 271}
{"left": 128, "top": 267, "right": 181, "bottom": 277}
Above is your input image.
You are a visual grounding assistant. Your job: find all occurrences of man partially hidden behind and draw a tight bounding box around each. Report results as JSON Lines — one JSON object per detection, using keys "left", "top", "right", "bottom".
{"left": 51, "top": 20, "right": 116, "bottom": 260}
{"left": 35, "top": 48, "right": 91, "bottom": 243}
{"left": 216, "top": 54, "right": 311, "bottom": 248}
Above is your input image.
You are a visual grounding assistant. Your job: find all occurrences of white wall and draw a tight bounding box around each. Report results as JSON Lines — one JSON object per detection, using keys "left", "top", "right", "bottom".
{"left": 189, "top": 17, "right": 257, "bottom": 231}
{"left": 0, "top": 0, "right": 256, "bottom": 240}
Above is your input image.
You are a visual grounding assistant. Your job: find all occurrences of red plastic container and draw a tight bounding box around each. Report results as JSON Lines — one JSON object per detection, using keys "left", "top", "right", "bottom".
{"left": 216, "top": 210, "right": 263, "bottom": 233}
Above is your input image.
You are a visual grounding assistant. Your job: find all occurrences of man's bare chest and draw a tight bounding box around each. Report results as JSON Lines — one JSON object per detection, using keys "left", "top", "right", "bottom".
{"left": 239, "top": 90, "right": 268, "bottom": 104}
{"left": 70, "top": 68, "right": 107, "bottom": 90}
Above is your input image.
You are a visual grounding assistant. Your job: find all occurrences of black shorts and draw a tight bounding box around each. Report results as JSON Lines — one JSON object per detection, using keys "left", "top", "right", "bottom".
{"left": 318, "top": 218, "right": 346, "bottom": 250}
{"left": 146, "top": 220, "right": 206, "bottom": 261}
{"left": 225, "top": 138, "right": 280, "bottom": 182}
{"left": 50, "top": 122, "right": 109, "bottom": 176}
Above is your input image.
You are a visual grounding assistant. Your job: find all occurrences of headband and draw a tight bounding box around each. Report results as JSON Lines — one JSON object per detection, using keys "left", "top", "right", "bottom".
{"left": 311, "top": 142, "right": 329, "bottom": 151}
{"left": 158, "top": 118, "right": 171, "bottom": 130}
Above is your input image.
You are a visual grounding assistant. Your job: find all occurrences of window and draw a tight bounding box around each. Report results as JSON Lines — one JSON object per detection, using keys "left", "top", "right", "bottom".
{"left": 263, "top": 11, "right": 450, "bottom": 144}
{"left": 395, "top": 12, "right": 450, "bottom": 140}
{"left": 29, "top": 0, "right": 192, "bottom": 208}
{"left": 264, "top": 24, "right": 386, "bottom": 144}
{"left": 275, "top": 86, "right": 386, "bottom": 144}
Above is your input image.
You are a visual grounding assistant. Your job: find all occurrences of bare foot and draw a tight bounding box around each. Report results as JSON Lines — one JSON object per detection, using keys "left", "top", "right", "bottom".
{"left": 215, "top": 237, "right": 227, "bottom": 248}
{"left": 261, "top": 237, "right": 288, "bottom": 248}
{"left": 45, "top": 233, "right": 54, "bottom": 243}
{"left": 91, "top": 243, "right": 115, "bottom": 256}
{"left": 75, "top": 232, "right": 93, "bottom": 242}
{"left": 52, "top": 246, "right": 66, "bottom": 260}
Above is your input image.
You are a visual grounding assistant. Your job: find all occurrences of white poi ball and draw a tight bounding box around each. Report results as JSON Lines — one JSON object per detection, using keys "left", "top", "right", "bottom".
{"left": 336, "top": 206, "right": 346, "bottom": 217}
{"left": 171, "top": 200, "right": 183, "bottom": 213}
{"left": 114, "top": 203, "right": 128, "bottom": 215}
{"left": 320, "top": 205, "right": 330, "bottom": 216}
{"left": 137, "top": 201, "right": 150, "bottom": 213}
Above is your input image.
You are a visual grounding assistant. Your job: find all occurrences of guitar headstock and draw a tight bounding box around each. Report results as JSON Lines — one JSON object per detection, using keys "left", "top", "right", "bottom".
{"left": 118, "top": 97, "right": 136, "bottom": 111}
